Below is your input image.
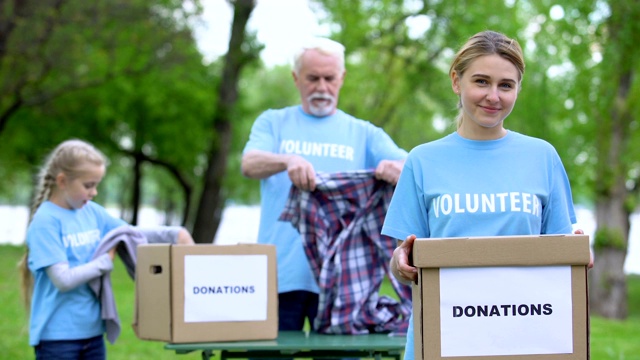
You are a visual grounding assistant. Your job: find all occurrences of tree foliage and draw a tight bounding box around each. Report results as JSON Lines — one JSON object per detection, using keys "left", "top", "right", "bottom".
{"left": 1, "top": 0, "right": 637, "bottom": 318}
{"left": 312, "top": 0, "right": 639, "bottom": 319}
{"left": 191, "top": 0, "right": 261, "bottom": 243}
{"left": 0, "top": 0, "right": 212, "bottom": 225}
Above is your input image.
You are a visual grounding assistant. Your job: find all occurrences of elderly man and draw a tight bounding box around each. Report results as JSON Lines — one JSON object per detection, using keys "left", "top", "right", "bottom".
{"left": 241, "top": 37, "right": 407, "bottom": 333}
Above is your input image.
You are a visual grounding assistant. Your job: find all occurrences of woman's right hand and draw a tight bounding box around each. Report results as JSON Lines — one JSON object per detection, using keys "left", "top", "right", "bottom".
{"left": 390, "top": 234, "right": 418, "bottom": 284}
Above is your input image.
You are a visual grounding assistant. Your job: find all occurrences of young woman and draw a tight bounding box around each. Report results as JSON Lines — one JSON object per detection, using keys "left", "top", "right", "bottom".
{"left": 382, "top": 30, "right": 586, "bottom": 360}
{"left": 20, "top": 139, "right": 193, "bottom": 360}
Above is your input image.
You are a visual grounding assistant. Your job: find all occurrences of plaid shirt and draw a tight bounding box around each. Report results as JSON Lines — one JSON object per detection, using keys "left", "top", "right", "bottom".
{"left": 279, "top": 170, "right": 412, "bottom": 335}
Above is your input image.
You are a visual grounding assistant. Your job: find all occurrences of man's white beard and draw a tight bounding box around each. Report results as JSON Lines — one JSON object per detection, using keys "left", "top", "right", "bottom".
{"left": 307, "top": 93, "right": 335, "bottom": 117}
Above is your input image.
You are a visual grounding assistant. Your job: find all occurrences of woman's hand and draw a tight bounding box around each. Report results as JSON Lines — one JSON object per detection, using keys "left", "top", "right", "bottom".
{"left": 574, "top": 228, "right": 594, "bottom": 269}
{"left": 390, "top": 234, "right": 418, "bottom": 284}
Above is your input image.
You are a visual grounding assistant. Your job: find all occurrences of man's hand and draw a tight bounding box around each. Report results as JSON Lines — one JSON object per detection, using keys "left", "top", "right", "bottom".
{"left": 390, "top": 234, "right": 418, "bottom": 284}
{"left": 375, "top": 159, "right": 405, "bottom": 185}
{"left": 287, "top": 155, "right": 317, "bottom": 191}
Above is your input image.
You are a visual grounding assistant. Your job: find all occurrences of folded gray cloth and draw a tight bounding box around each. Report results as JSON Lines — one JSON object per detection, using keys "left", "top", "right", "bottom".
{"left": 88, "top": 225, "right": 147, "bottom": 344}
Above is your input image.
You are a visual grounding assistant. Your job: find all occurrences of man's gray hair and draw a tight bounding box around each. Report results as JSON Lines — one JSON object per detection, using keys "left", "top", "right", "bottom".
{"left": 292, "top": 37, "right": 345, "bottom": 75}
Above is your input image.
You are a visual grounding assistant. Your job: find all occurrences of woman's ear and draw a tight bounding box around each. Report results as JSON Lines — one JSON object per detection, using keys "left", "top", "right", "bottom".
{"left": 451, "top": 71, "right": 460, "bottom": 95}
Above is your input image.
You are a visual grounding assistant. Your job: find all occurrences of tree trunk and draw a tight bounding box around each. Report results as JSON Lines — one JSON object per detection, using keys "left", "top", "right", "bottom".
{"left": 588, "top": 0, "right": 640, "bottom": 317}
{"left": 589, "top": 248, "right": 628, "bottom": 318}
{"left": 191, "top": 0, "right": 256, "bottom": 243}
{"left": 590, "top": 194, "right": 630, "bottom": 319}
{"left": 130, "top": 151, "right": 143, "bottom": 225}
{"left": 589, "top": 26, "right": 635, "bottom": 318}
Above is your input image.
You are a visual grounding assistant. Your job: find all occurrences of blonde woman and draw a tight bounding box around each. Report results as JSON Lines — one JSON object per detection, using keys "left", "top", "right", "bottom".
{"left": 383, "top": 31, "right": 584, "bottom": 360}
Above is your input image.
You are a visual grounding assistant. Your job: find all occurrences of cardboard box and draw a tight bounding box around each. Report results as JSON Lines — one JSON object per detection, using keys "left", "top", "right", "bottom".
{"left": 134, "top": 243, "right": 278, "bottom": 343}
{"left": 411, "top": 234, "right": 590, "bottom": 360}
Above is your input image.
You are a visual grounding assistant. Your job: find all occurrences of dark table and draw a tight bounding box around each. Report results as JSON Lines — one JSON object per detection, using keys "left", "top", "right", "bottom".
{"left": 165, "top": 331, "right": 406, "bottom": 360}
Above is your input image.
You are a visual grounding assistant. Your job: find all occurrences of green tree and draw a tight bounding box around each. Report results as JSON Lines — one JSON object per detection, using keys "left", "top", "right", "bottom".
{"left": 313, "top": 0, "right": 525, "bottom": 150}
{"left": 0, "top": 0, "right": 202, "bottom": 134}
{"left": 587, "top": 0, "right": 640, "bottom": 319}
{"left": 191, "top": 0, "right": 262, "bottom": 243}
{"left": 525, "top": 0, "right": 640, "bottom": 319}
{"left": 225, "top": 64, "right": 300, "bottom": 204}
{"left": 313, "top": 0, "right": 640, "bottom": 319}
{"left": 0, "top": 0, "right": 213, "bottom": 227}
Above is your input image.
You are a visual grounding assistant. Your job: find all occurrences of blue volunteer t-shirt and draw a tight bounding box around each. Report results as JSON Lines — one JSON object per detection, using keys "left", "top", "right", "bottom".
{"left": 243, "top": 105, "right": 407, "bottom": 294}
{"left": 27, "top": 201, "right": 126, "bottom": 346}
{"left": 381, "top": 131, "right": 577, "bottom": 360}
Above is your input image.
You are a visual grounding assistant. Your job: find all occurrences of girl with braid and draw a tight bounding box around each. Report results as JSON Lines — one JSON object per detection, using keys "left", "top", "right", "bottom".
{"left": 19, "top": 139, "right": 193, "bottom": 360}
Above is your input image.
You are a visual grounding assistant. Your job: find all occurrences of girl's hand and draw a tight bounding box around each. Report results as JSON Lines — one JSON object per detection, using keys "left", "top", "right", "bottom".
{"left": 108, "top": 247, "right": 117, "bottom": 261}
{"left": 177, "top": 228, "right": 195, "bottom": 245}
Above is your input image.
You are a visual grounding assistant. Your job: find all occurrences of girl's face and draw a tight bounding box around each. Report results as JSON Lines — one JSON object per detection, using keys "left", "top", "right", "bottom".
{"left": 451, "top": 54, "right": 520, "bottom": 140}
{"left": 51, "top": 163, "right": 105, "bottom": 210}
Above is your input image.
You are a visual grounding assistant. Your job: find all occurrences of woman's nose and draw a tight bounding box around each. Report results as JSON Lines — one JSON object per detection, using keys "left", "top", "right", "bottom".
{"left": 486, "top": 87, "right": 499, "bottom": 102}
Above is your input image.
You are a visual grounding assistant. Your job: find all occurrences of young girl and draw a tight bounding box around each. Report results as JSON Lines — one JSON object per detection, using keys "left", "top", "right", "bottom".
{"left": 20, "top": 139, "right": 193, "bottom": 360}
{"left": 382, "top": 31, "right": 589, "bottom": 360}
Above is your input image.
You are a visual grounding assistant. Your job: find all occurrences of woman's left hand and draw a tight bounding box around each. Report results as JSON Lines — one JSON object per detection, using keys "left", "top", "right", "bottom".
{"left": 574, "top": 228, "right": 594, "bottom": 269}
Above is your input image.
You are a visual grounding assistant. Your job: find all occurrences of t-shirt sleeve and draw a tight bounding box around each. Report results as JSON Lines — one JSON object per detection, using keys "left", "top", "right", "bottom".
{"left": 382, "top": 155, "right": 430, "bottom": 240}
{"left": 27, "top": 221, "right": 68, "bottom": 272}
{"left": 243, "top": 110, "right": 277, "bottom": 154}
{"left": 90, "top": 202, "right": 127, "bottom": 235}
{"left": 541, "top": 150, "right": 576, "bottom": 235}
{"left": 366, "top": 123, "right": 408, "bottom": 168}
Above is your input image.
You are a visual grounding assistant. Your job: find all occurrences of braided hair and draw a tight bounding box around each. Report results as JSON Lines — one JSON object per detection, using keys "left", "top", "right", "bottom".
{"left": 19, "top": 139, "right": 107, "bottom": 310}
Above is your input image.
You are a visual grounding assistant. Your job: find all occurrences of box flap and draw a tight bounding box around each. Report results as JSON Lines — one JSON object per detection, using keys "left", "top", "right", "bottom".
{"left": 412, "top": 234, "right": 590, "bottom": 268}
{"left": 134, "top": 244, "right": 172, "bottom": 341}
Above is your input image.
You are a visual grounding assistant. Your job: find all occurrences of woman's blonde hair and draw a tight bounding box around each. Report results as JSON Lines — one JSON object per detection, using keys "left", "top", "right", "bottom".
{"left": 450, "top": 30, "right": 525, "bottom": 128}
{"left": 19, "top": 139, "right": 107, "bottom": 310}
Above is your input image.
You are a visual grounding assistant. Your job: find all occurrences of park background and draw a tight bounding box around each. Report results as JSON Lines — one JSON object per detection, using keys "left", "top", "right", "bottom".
{"left": 1, "top": 0, "right": 639, "bottom": 358}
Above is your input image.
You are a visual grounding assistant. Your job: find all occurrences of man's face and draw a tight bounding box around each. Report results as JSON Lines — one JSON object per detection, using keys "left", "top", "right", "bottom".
{"left": 293, "top": 49, "right": 345, "bottom": 117}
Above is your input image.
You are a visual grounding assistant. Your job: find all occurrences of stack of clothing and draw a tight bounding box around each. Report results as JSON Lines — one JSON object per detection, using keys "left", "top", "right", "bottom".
{"left": 280, "top": 170, "right": 412, "bottom": 335}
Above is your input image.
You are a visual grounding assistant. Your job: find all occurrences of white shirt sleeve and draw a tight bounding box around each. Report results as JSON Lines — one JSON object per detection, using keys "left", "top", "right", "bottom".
{"left": 46, "top": 254, "right": 113, "bottom": 292}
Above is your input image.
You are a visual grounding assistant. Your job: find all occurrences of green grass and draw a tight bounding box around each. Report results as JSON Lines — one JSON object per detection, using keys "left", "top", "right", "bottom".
{"left": 590, "top": 271, "right": 640, "bottom": 360}
{"left": 2, "top": 244, "right": 640, "bottom": 359}
{"left": 1, "top": 245, "right": 200, "bottom": 360}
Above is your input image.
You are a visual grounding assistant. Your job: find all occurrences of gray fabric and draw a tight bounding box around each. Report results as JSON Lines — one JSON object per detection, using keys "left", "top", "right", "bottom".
{"left": 118, "top": 226, "right": 179, "bottom": 278}
{"left": 89, "top": 225, "right": 147, "bottom": 344}
{"left": 46, "top": 256, "right": 112, "bottom": 292}
{"left": 135, "top": 225, "right": 181, "bottom": 244}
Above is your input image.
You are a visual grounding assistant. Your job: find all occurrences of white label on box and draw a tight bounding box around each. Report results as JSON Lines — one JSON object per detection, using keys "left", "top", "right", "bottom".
{"left": 183, "top": 254, "right": 268, "bottom": 323}
{"left": 439, "top": 266, "right": 573, "bottom": 356}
